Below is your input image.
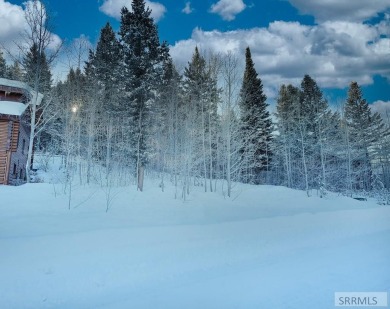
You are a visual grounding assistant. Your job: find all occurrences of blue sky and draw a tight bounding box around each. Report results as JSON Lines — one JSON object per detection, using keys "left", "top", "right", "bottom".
{"left": 1, "top": 0, "right": 390, "bottom": 112}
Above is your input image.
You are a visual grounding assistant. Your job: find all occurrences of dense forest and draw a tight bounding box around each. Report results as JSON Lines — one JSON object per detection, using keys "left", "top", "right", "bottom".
{"left": 1, "top": 0, "right": 389, "bottom": 200}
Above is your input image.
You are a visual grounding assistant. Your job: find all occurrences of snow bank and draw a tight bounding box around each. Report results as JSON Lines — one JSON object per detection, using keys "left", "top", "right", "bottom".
{"left": 0, "top": 176, "right": 389, "bottom": 308}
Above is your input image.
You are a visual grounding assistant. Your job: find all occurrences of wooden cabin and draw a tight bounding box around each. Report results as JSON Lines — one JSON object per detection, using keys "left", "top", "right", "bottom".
{"left": 0, "top": 78, "right": 43, "bottom": 185}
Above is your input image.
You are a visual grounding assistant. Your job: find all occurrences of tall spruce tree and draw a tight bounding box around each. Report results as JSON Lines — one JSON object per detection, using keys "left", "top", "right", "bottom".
{"left": 0, "top": 50, "right": 7, "bottom": 78}
{"left": 87, "top": 22, "right": 121, "bottom": 111}
{"left": 275, "top": 84, "right": 301, "bottom": 188}
{"left": 7, "top": 61, "right": 24, "bottom": 81}
{"left": 183, "top": 47, "right": 219, "bottom": 192}
{"left": 23, "top": 43, "right": 52, "bottom": 93}
{"left": 275, "top": 80, "right": 341, "bottom": 193}
{"left": 344, "top": 81, "right": 386, "bottom": 191}
{"left": 299, "top": 74, "right": 330, "bottom": 191}
{"left": 119, "top": 0, "right": 164, "bottom": 191}
{"left": 85, "top": 22, "right": 121, "bottom": 182}
{"left": 239, "top": 47, "right": 273, "bottom": 184}
{"left": 300, "top": 75, "right": 328, "bottom": 136}
{"left": 155, "top": 52, "right": 182, "bottom": 192}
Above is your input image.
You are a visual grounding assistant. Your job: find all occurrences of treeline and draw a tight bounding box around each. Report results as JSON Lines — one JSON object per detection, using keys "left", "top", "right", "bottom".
{"left": 32, "top": 0, "right": 274, "bottom": 198}
{"left": 1, "top": 0, "right": 389, "bottom": 199}
{"left": 273, "top": 77, "right": 389, "bottom": 197}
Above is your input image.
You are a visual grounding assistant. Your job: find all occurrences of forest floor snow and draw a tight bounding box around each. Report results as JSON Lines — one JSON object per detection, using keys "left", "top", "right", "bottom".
{"left": 0, "top": 172, "right": 389, "bottom": 308}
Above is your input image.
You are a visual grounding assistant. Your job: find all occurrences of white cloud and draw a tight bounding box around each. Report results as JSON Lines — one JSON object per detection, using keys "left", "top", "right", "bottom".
{"left": 371, "top": 100, "right": 390, "bottom": 121}
{"left": 182, "top": 2, "right": 193, "bottom": 15}
{"left": 210, "top": 0, "right": 246, "bottom": 21}
{"left": 170, "top": 19, "right": 390, "bottom": 99}
{"left": 99, "top": 0, "right": 166, "bottom": 22}
{"left": 0, "top": 0, "right": 62, "bottom": 61}
{"left": 0, "top": 0, "right": 25, "bottom": 41}
{"left": 287, "top": 0, "right": 390, "bottom": 22}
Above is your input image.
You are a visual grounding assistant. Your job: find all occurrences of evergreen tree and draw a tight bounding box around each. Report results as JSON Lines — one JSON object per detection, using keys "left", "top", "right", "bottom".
{"left": 23, "top": 43, "right": 52, "bottom": 93}
{"left": 155, "top": 52, "right": 182, "bottom": 192}
{"left": 182, "top": 47, "right": 219, "bottom": 192}
{"left": 0, "top": 50, "right": 7, "bottom": 78}
{"left": 118, "top": 0, "right": 165, "bottom": 191}
{"left": 87, "top": 22, "right": 121, "bottom": 111}
{"left": 300, "top": 75, "right": 328, "bottom": 137}
{"left": 275, "top": 79, "right": 341, "bottom": 193}
{"left": 7, "top": 61, "right": 24, "bottom": 81}
{"left": 84, "top": 22, "right": 121, "bottom": 182}
{"left": 275, "top": 84, "right": 301, "bottom": 188}
{"left": 344, "top": 81, "right": 387, "bottom": 191}
{"left": 299, "top": 74, "right": 330, "bottom": 190}
{"left": 239, "top": 47, "right": 273, "bottom": 184}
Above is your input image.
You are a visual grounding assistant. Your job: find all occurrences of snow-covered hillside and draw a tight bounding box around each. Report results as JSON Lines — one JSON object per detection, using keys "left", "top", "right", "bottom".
{"left": 1, "top": 177, "right": 389, "bottom": 308}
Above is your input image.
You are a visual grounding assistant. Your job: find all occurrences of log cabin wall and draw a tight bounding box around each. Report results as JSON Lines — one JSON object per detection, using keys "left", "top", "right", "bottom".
{"left": 0, "top": 117, "right": 29, "bottom": 185}
{"left": 0, "top": 119, "right": 11, "bottom": 185}
{"left": 0, "top": 78, "right": 38, "bottom": 185}
{"left": 0, "top": 93, "right": 23, "bottom": 102}
{"left": 7, "top": 120, "right": 29, "bottom": 185}
{"left": 0, "top": 85, "right": 25, "bottom": 102}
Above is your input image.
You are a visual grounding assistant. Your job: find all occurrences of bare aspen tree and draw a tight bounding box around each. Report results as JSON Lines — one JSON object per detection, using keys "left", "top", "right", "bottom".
{"left": 22, "top": 0, "right": 60, "bottom": 182}
{"left": 220, "top": 52, "right": 242, "bottom": 197}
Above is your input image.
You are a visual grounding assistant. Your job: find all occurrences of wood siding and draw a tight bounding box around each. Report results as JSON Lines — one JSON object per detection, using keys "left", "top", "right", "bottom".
{"left": 11, "top": 121, "right": 20, "bottom": 152}
{"left": 0, "top": 120, "right": 10, "bottom": 184}
{"left": 0, "top": 86, "right": 25, "bottom": 103}
{"left": 0, "top": 119, "right": 29, "bottom": 185}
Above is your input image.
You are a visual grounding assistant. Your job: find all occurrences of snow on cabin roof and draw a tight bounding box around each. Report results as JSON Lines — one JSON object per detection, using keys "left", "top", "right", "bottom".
{"left": 0, "top": 78, "right": 29, "bottom": 90}
{"left": 0, "top": 78, "right": 44, "bottom": 116}
{"left": 0, "top": 101, "right": 28, "bottom": 116}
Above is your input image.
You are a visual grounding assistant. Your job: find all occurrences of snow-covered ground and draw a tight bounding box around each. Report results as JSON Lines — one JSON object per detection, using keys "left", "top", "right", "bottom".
{"left": 0, "top": 163, "right": 389, "bottom": 308}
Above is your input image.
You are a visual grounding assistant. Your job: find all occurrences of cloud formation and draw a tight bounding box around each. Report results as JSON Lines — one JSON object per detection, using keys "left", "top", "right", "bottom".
{"left": 287, "top": 0, "right": 390, "bottom": 22}
{"left": 0, "top": 0, "right": 61, "bottom": 59}
{"left": 371, "top": 100, "right": 390, "bottom": 121}
{"left": 182, "top": 2, "right": 193, "bottom": 15}
{"left": 99, "top": 0, "right": 166, "bottom": 22}
{"left": 210, "top": 0, "right": 246, "bottom": 21}
{"left": 0, "top": 0, "right": 25, "bottom": 41}
{"left": 170, "top": 19, "right": 390, "bottom": 98}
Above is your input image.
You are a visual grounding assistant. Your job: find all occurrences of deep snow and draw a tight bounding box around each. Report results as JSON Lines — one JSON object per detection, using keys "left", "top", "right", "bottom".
{"left": 0, "top": 170, "right": 389, "bottom": 308}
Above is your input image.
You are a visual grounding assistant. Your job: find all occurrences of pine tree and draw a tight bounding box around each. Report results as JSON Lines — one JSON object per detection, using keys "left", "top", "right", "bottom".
{"left": 275, "top": 80, "right": 340, "bottom": 194}
{"left": 300, "top": 75, "right": 328, "bottom": 132}
{"left": 84, "top": 23, "right": 121, "bottom": 182}
{"left": 344, "top": 81, "right": 387, "bottom": 191}
{"left": 87, "top": 22, "right": 121, "bottom": 111}
{"left": 0, "top": 50, "right": 7, "bottom": 78}
{"left": 239, "top": 47, "right": 273, "bottom": 184}
{"left": 299, "top": 74, "right": 330, "bottom": 191}
{"left": 155, "top": 52, "right": 182, "bottom": 193}
{"left": 118, "top": 0, "right": 165, "bottom": 191}
{"left": 23, "top": 43, "right": 52, "bottom": 93}
{"left": 182, "top": 47, "right": 219, "bottom": 192}
{"left": 7, "top": 61, "right": 24, "bottom": 81}
{"left": 275, "top": 84, "right": 301, "bottom": 188}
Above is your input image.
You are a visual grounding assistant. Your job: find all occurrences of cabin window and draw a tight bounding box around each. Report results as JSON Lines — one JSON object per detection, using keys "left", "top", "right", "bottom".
{"left": 13, "top": 163, "right": 17, "bottom": 175}
{"left": 22, "top": 139, "right": 26, "bottom": 154}
{"left": 20, "top": 168, "right": 23, "bottom": 179}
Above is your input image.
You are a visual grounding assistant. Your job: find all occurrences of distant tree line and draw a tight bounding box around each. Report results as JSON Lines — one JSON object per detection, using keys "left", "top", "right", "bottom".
{"left": 273, "top": 77, "right": 389, "bottom": 197}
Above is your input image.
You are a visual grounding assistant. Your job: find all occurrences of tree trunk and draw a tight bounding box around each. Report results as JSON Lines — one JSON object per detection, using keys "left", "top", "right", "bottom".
{"left": 138, "top": 164, "right": 144, "bottom": 192}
